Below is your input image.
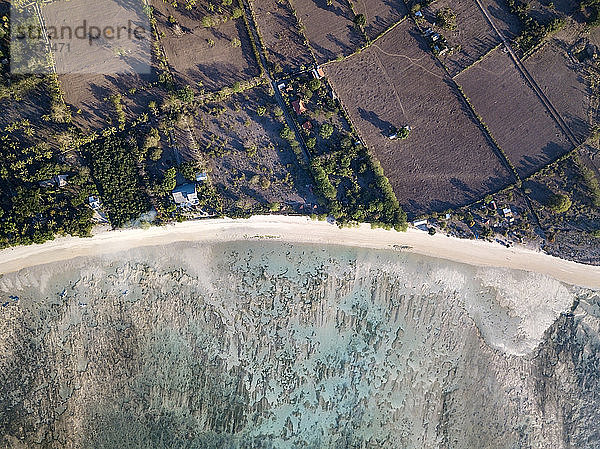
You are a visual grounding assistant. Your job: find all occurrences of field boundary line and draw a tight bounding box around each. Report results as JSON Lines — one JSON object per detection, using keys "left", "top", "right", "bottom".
{"left": 451, "top": 42, "right": 502, "bottom": 79}
{"left": 320, "top": 16, "right": 407, "bottom": 67}
{"left": 472, "top": 0, "right": 579, "bottom": 150}
{"left": 237, "top": 0, "right": 266, "bottom": 76}
{"left": 521, "top": 38, "right": 551, "bottom": 62}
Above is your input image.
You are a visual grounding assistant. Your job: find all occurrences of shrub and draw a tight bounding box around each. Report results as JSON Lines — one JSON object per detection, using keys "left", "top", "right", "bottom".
{"left": 232, "top": 7, "right": 243, "bottom": 19}
{"left": 280, "top": 126, "right": 294, "bottom": 140}
{"left": 353, "top": 13, "right": 366, "bottom": 28}
{"left": 201, "top": 16, "right": 214, "bottom": 27}
{"left": 436, "top": 7, "right": 457, "bottom": 31}
{"left": 546, "top": 193, "right": 572, "bottom": 213}
{"left": 319, "top": 123, "right": 334, "bottom": 139}
{"left": 308, "top": 79, "right": 321, "bottom": 91}
{"left": 177, "top": 85, "right": 194, "bottom": 103}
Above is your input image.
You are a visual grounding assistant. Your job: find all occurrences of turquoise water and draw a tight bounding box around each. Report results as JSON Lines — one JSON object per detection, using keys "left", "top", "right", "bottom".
{"left": 0, "top": 241, "right": 596, "bottom": 448}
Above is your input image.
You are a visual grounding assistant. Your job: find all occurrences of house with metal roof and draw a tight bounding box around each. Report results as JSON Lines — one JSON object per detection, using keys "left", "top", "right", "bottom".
{"left": 172, "top": 183, "right": 199, "bottom": 207}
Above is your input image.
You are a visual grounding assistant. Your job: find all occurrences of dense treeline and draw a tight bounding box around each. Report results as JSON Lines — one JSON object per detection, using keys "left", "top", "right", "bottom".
{"left": 310, "top": 140, "right": 407, "bottom": 230}
{"left": 87, "top": 134, "right": 149, "bottom": 227}
{"left": 0, "top": 133, "right": 95, "bottom": 248}
{"left": 287, "top": 75, "right": 407, "bottom": 230}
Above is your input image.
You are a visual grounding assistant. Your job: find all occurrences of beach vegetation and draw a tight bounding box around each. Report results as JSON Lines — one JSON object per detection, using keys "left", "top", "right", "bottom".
{"left": 88, "top": 134, "right": 149, "bottom": 227}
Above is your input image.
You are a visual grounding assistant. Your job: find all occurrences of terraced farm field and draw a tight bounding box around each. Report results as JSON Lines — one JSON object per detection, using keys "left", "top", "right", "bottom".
{"left": 352, "top": 0, "right": 407, "bottom": 40}
{"left": 325, "top": 21, "right": 513, "bottom": 215}
{"left": 455, "top": 47, "right": 574, "bottom": 178}
{"left": 152, "top": 0, "right": 260, "bottom": 92}
{"left": 59, "top": 73, "right": 158, "bottom": 130}
{"left": 251, "top": 0, "right": 314, "bottom": 74}
{"left": 291, "top": 0, "right": 364, "bottom": 63}
{"left": 422, "top": 0, "right": 501, "bottom": 77}
{"left": 524, "top": 39, "right": 592, "bottom": 143}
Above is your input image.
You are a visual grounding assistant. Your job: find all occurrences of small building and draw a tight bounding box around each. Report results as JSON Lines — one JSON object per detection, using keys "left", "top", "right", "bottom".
{"left": 292, "top": 99, "right": 307, "bottom": 115}
{"left": 414, "top": 10, "right": 423, "bottom": 17}
{"left": 277, "top": 82, "right": 286, "bottom": 91}
{"left": 312, "top": 66, "right": 325, "bottom": 79}
{"left": 39, "top": 174, "right": 68, "bottom": 188}
{"left": 502, "top": 207, "right": 513, "bottom": 218}
{"left": 56, "top": 174, "right": 68, "bottom": 187}
{"left": 302, "top": 120, "right": 313, "bottom": 131}
{"left": 88, "top": 196, "right": 101, "bottom": 210}
{"left": 413, "top": 219, "right": 428, "bottom": 227}
{"left": 39, "top": 179, "right": 56, "bottom": 188}
{"left": 489, "top": 200, "right": 497, "bottom": 210}
{"left": 172, "top": 183, "right": 199, "bottom": 207}
{"left": 445, "top": 213, "right": 451, "bottom": 220}
{"left": 195, "top": 172, "right": 208, "bottom": 182}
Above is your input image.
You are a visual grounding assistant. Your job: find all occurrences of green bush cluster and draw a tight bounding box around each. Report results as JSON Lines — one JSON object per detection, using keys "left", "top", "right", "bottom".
{"left": 88, "top": 134, "right": 149, "bottom": 227}
{"left": 545, "top": 192, "right": 572, "bottom": 213}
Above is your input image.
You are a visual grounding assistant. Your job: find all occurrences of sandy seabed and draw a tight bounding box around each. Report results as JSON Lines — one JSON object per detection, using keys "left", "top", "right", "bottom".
{"left": 0, "top": 216, "right": 599, "bottom": 448}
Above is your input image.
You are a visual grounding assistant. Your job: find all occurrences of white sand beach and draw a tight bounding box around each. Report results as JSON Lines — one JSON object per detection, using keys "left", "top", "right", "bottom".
{"left": 0, "top": 215, "right": 599, "bottom": 289}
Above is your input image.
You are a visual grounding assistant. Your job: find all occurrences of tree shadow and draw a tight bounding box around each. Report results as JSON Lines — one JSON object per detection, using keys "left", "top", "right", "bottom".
{"left": 358, "top": 107, "right": 394, "bottom": 135}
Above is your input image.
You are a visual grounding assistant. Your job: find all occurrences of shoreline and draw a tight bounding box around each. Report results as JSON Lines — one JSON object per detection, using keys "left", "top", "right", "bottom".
{"left": 0, "top": 215, "right": 599, "bottom": 289}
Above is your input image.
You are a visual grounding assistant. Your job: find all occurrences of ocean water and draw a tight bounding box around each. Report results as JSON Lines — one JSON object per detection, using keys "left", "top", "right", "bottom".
{"left": 0, "top": 241, "right": 598, "bottom": 448}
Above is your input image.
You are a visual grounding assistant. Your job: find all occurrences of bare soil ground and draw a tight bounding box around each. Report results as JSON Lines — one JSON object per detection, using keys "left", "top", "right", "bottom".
{"left": 524, "top": 38, "right": 592, "bottom": 143}
{"left": 59, "top": 72, "right": 158, "bottom": 130}
{"left": 151, "top": 0, "right": 259, "bottom": 92}
{"left": 352, "top": 0, "right": 407, "bottom": 40}
{"left": 290, "top": 0, "right": 364, "bottom": 64}
{"left": 421, "top": 0, "right": 501, "bottom": 77}
{"left": 324, "top": 21, "right": 513, "bottom": 215}
{"left": 251, "top": 0, "right": 314, "bottom": 74}
{"left": 478, "top": 0, "right": 521, "bottom": 40}
{"left": 188, "top": 86, "right": 316, "bottom": 212}
{"left": 455, "top": 47, "right": 573, "bottom": 178}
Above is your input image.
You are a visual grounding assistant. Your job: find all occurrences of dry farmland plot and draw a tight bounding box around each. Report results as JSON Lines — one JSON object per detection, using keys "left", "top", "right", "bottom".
{"left": 324, "top": 22, "right": 513, "bottom": 215}
{"left": 191, "top": 87, "right": 316, "bottom": 209}
{"left": 525, "top": 39, "right": 592, "bottom": 142}
{"left": 423, "top": 0, "right": 500, "bottom": 77}
{"left": 290, "top": 0, "right": 364, "bottom": 64}
{"left": 251, "top": 0, "right": 314, "bottom": 74}
{"left": 456, "top": 47, "right": 574, "bottom": 178}
{"left": 352, "top": 0, "right": 407, "bottom": 40}
{"left": 151, "top": 0, "right": 259, "bottom": 92}
{"left": 59, "top": 72, "right": 159, "bottom": 130}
